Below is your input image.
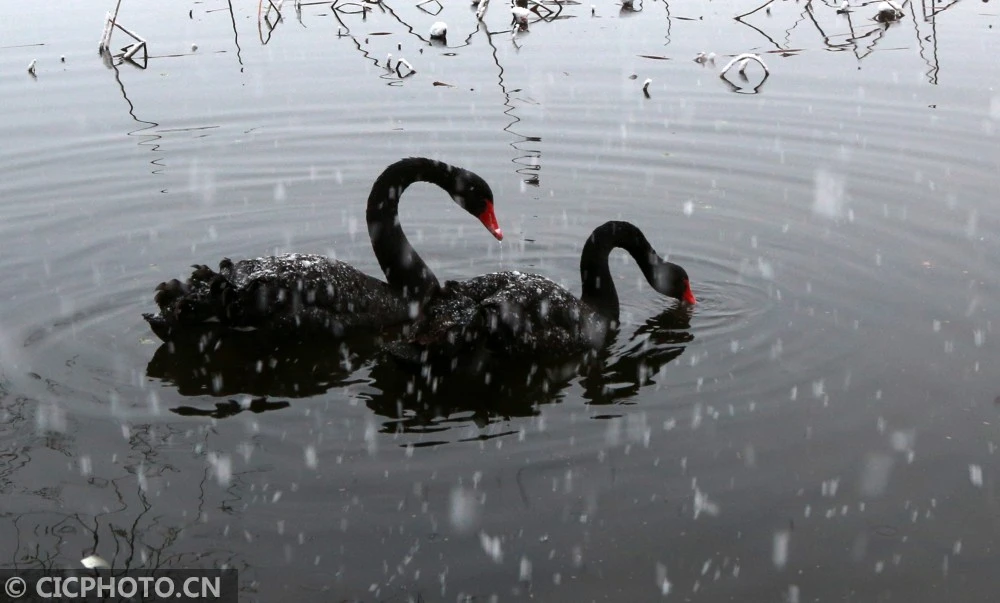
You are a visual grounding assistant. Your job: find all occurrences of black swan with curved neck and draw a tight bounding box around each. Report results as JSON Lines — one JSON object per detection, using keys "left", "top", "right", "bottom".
{"left": 143, "top": 158, "right": 503, "bottom": 342}
{"left": 392, "top": 220, "right": 695, "bottom": 361}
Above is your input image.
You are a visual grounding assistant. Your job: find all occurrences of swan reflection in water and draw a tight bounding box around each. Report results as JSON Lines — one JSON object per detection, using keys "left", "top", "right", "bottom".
{"left": 147, "top": 305, "right": 693, "bottom": 436}
{"left": 366, "top": 303, "right": 693, "bottom": 436}
{"left": 146, "top": 326, "right": 401, "bottom": 399}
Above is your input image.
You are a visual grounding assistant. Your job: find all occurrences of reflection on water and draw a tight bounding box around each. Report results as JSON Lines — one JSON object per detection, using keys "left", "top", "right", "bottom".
{"left": 111, "top": 63, "right": 164, "bottom": 176}
{"left": 736, "top": 0, "right": 963, "bottom": 83}
{"left": 146, "top": 305, "right": 693, "bottom": 438}
{"left": 2, "top": 0, "right": 1000, "bottom": 599}
{"left": 1, "top": 394, "right": 251, "bottom": 577}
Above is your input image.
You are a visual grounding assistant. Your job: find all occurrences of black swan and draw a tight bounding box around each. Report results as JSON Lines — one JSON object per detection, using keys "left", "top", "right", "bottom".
{"left": 143, "top": 158, "right": 503, "bottom": 342}
{"left": 391, "top": 220, "right": 695, "bottom": 361}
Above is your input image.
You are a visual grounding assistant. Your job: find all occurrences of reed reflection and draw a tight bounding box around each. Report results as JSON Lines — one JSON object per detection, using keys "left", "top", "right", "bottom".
{"left": 0, "top": 393, "right": 251, "bottom": 576}
{"left": 734, "top": 0, "right": 961, "bottom": 84}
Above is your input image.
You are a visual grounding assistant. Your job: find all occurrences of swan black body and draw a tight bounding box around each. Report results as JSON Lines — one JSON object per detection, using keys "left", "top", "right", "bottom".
{"left": 144, "top": 158, "right": 502, "bottom": 342}
{"left": 392, "top": 221, "right": 695, "bottom": 362}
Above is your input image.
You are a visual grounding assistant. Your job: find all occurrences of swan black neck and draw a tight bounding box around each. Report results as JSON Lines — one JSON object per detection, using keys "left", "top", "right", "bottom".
{"left": 579, "top": 221, "right": 678, "bottom": 322}
{"left": 366, "top": 158, "right": 463, "bottom": 305}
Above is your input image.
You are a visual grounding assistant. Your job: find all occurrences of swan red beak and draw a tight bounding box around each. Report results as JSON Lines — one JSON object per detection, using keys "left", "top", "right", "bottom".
{"left": 479, "top": 201, "right": 503, "bottom": 241}
{"left": 682, "top": 279, "right": 697, "bottom": 305}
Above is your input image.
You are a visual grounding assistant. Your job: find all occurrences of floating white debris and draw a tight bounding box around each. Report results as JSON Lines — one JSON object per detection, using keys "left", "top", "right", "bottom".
{"left": 81, "top": 555, "right": 110, "bottom": 569}
{"left": 27, "top": 59, "right": 36, "bottom": 75}
{"left": 837, "top": 0, "right": 850, "bottom": 13}
{"left": 476, "top": 0, "right": 489, "bottom": 20}
{"left": 694, "top": 51, "right": 716, "bottom": 64}
{"left": 429, "top": 21, "right": 447, "bottom": 40}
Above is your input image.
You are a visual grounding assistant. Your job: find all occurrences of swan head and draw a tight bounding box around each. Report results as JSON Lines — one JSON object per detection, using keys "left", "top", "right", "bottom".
{"left": 450, "top": 170, "right": 503, "bottom": 241}
{"left": 652, "top": 262, "right": 696, "bottom": 305}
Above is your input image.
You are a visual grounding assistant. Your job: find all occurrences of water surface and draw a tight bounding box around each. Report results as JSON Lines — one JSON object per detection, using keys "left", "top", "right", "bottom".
{"left": 2, "top": 0, "right": 999, "bottom": 600}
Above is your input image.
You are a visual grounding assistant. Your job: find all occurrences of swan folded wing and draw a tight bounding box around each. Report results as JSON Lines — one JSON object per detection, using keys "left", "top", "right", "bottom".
{"left": 405, "top": 285, "right": 480, "bottom": 346}
{"left": 381, "top": 286, "right": 483, "bottom": 364}
{"left": 149, "top": 254, "right": 409, "bottom": 338}
{"left": 447, "top": 272, "right": 609, "bottom": 356}
{"left": 216, "top": 254, "right": 407, "bottom": 328}
{"left": 385, "top": 272, "right": 612, "bottom": 364}
{"left": 476, "top": 290, "right": 605, "bottom": 356}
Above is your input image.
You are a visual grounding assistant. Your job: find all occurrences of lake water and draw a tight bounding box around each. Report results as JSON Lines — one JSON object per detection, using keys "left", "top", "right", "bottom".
{"left": 2, "top": 0, "right": 999, "bottom": 600}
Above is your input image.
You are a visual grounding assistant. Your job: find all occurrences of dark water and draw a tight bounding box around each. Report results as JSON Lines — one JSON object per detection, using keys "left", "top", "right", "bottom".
{"left": 2, "top": 0, "right": 1000, "bottom": 600}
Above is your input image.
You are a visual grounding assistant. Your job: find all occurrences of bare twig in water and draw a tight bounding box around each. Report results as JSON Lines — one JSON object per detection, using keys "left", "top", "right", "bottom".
{"left": 718, "top": 53, "right": 770, "bottom": 93}
{"left": 525, "top": 0, "right": 555, "bottom": 19}
{"left": 99, "top": 11, "right": 114, "bottom": 51}
{"left": 99, "top": 0, "right": 147, "bottom": 64}
{"left": 260, "top": 0, "right": 283, "bottom": 21}
{"left": 734, "top": 0, "right": 776, "bottom": 20}
{"left": 719, "top": 52, "right": 769, "bottom": 76}
{"left": 395, "top": 57, "right": 415, "bottom": 77}
{"left": 333, "top": 0, "right": 373, "bottom": 14}
{"left": 416, "top": 0, "right": 443, "bottom": 15}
